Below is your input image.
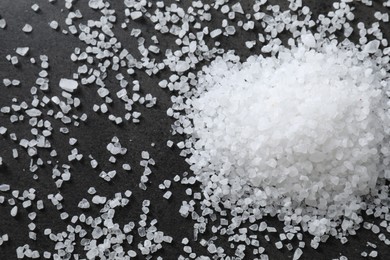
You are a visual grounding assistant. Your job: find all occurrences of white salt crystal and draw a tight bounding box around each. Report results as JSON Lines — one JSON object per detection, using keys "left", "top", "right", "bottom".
{"left": 59, "top": 78, "right": 78, "bottom": 92}
{"left": 232, "top": 3, "right": 244, "bottom": 14}
{"left": 22, "top": 24, "right": 33, "bottom": 33}
{"left": 49, "top": 21, "right": 58, "bottom": 30}
{"left": 163, "top": 191, "right": 172, "bottom": 199}
{"left": 364, "top": 40, "right": 380, "bottom": 53}
{"left": 293, "top": 248, "right": 303, "bottom": 260}
{"left": 16, "top": 47, "right": 29, "bottom": 56}
{"left": 0, "top": 184, "right": 10, "bottom": 191}
{"left": 92, "top": 195, "right": 106, "bottom": 204}
{"left": 31, "top": 4, "right": 40, "bottom": 12}
{"left": 301, "top": 33, "right": 316, "bottom": 47}
{"left": 175, "top": 61, "right": 190, "bottom": 73}
{"left": 210, "top": 29, "right": 222, "bottom": 38}
{"left": 25, "top": 108, "right": 42, "bottom": 117}
{"left": 0, "top": 19, "right": 6, "bottom": 29}
{"left": 78, "top": 198, "right": 90, "bottom": 209}
{"left": 369, "top": 251, "right": 378, "bottom": 257}
{"left": 131, "top": 11, "right": 142, "bottom": 20}
{"left": 88, "top": 0, "right": 104, "bottom": 9}
{"left": 10, "top": 206, "right": 18, "bottom": 216}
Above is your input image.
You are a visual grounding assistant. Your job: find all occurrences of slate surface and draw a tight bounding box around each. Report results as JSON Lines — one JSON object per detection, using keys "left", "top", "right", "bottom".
{"left": 0, "top": 1, "right": 389, "bottom": 259}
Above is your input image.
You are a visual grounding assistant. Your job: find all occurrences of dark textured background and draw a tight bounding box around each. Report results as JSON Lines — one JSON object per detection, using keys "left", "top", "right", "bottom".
{"left": 0, "top": 0, "right": 389, "bottom": 259}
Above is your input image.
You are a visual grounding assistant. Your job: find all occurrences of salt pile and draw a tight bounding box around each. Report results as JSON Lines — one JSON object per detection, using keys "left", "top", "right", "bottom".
{"left": 173, "top": 39, "right": 390, "bottom": 238}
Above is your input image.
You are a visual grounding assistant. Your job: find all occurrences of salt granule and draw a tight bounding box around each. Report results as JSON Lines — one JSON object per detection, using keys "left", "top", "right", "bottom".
{"left": 22, "top": 24, "right": 33, "bottom": 33}
{"left": 0, "top": 18, "right": 6, "bottom": 29}
{"left": 16, "top": 47, "right": 29, "bottom": 56}
{"left": 59, "top": 78, "right": 78, "bottom": 92}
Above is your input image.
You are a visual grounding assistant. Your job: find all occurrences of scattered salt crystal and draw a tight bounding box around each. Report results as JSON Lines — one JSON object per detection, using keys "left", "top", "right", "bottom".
{"left": 131, "top": 11, "right": 142, "bottom": 20}
{"left": 16, "top": 47, "right": 29, "bottom": 56}
{"left": 163, "top": 191, "right": 172, "bottom": 199}
{"left": 210, "top": 29, "right": 222, "bottom": 38}
{"left": 301, "top": 33, "right": 316, "bottom": 47}
{"left": 372, "top": 225, "right": 380, "bottom": 234}
{"left": 0, "top": 184, "right": 10, "bottom": 191}
{"left": 25, "top": 108, "right": 42, "bottom": 117}
{"left": 232, "top": 3, "right": 244, "bottom": 14}
{"left": 92, "top": 195, "right": 106, "bottom": 204}
{"left": 0, "top": 19, "right": 6, "bottom": 29}
{"left": 59, "top": 78, "right": 78, "bottom": 92}
{"left": 364, "top": 40, "right": 380, "bottom": 53}
{"left": 78, "top": 198, "right": 90, "bottom": 209}
{"left": 88, "top": 0, "right": 104, "bottom": 9}
{"left": 10, "top": 206, "right": 18, "bottom": 217}
{"left": 22, "top": 24, "right": 33, "bottom": 33}
{"left": 49, "top": 21, "right": 58, "bottom": 30}
{"left": 275, "top": 241, "right": 283, "bottom": 249}
{"left": 31, "top": 4, "right": 39, "bottom": 12}
{"left": 175, "top": 61, "right": 190, "bottom": 73}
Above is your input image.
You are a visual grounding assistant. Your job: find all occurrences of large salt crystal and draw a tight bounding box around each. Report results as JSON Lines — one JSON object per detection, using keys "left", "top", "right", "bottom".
{"left": 175, "top": 61, "right": 190, "bottom": 73}
{"left": 25, "top": 108, "right": 42, "bottom": 117}
{"left": 16, "top": 47, "right": 29, "bottom": 56}
{"left": 301, "top": 33, "right": 316, "bottom": 48}
{"left": 59, "top": 78, "right": 78, "bottom": 92}
{"left": 364, "top": 40, "right": 380, "bottom": 53}
{"left": 88, "top": 0, "right": 104, "bottom": 9}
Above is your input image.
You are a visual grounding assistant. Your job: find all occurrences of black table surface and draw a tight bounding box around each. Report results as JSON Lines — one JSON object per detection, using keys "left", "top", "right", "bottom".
{"left": 0, "top": 0, "right": 389, "bottom": 259}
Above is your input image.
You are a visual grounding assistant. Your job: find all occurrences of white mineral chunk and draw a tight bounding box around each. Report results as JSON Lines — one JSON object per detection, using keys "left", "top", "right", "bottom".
{"left": 22, "top": 24, "right": 33, "bottom": 33}
{"left": 364, "top": 40, "right": 380, "bottom": 54}
{"left": 16, "top": 47, "right": 29, "bottom": 56}
{"left": 59, "top": 78, "right": 78, "bottom": 92}
{"left": 175, "top": 61, "right": 190, "bottom": 73}
{"left": 301, "top": 33, "right": 316, "bottom": 48}
{"left": 25, "top": 108, "right": 42, "bottom": 117}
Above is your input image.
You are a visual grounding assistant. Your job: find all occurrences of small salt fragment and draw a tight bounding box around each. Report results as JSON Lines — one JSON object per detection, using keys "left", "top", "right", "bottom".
{"left": 301, "top": 33, "right": 316, "bottom": 48}
{"left": 31, "top": 4, "right": 40, "bottom": 12}
{"left": 16, "top": 47, "right": 29, "bottom": 56}
{"left": 371, "top": 225, "right": 380, "bottom": 234}
{"left": 3, "top": 79, "right": 11, "bottom": 87}
{"left": 37, "top": 200, "right": 44, "bottom": 210}
{"left": 92, "top": 195, "right": 106, "bottom": 204}
{"left": 59, "top": 78, "right": 78, "bottom": 92}
{"left": 364, "top": 40, "right": 380, "bottom": 53}
{"left": 131, "top": 11, "right": 142, "bottom": 20}
{"left": 141, "top": 151, "right": 150, "bottom": 159}
{"left": 78, "top": 198, "right": 90, "bottom": 209}
{"left": 232, "top": 2, "right": 244, "bottom": 14}
{"left": 0, "top": 19, "right": 6, "bottom": 29}
{"left": 11, "top": 56, "right": 18, "bottom": 65}
{"left": 125, "top": 190, "right": 132, "bottom": 197}
{"left": 10, "top": 206, "right": 18, "bottom": 216}
{"left": 122, "top": 164, "right": 131, "bottom": 171}
{"left": 22, "top": 24, "right": 33, "bottom": 33}
{"left": 12, "top": 149, "right": 18, "bottom": 158}
{"left": 163, "top": 191, "right": 172, "bottom": 199}
{"left": 25, "top": 108, "right": 42, "bottom": 117}
{"left": 210, "top": 29, "right": 222, "bottom": 38}
{"left": 88, "top": 0, "right": 104, "bottom": 9}
{"left": 0, "top": 184, "right": 10, "bottom": 191}
{"left": 49, "top": 21, "right": 58, "bottom": 30}
{"left": 175, "top": 61, "right": 190, "bottom": 73}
